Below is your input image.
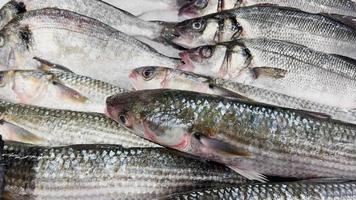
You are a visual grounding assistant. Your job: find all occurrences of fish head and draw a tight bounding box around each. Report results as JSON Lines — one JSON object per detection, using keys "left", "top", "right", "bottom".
{"left": 0, "top": 70, "right": 51, "bottom": 103}
{"left": 179, "top": 0, "right": 237, "bottom": 19}
{"left": 130, "top": 66, "right": 169, "bottom": 90}
{"left": 162, "top": 13, "right": 242, "bottom": 48}
{"left": 179, "top": 42, "right": 251, "bottom": 79}
{"left": 106, "top": 90, "right": 194, "bottom": 150}
{"left": 0, "top": 1, "right": 27, "bottom": 29}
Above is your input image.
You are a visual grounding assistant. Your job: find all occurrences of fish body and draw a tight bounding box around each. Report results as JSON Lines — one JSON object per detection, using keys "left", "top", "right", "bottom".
{"left": 0, "top": 100, "right": 156, "bottom": 147}
{"left": 0, "top": 8, "right": 179, "bottom": 89}
{"left": 179, "top": 38, "right": 356, "bottom": 108}
{"left": 107, "top": 89, "right": 356, "bottom": 181}
{"left": 0, "top": 69, "right": 126, "bottom": 113}
{"left": 164, "top": 180, "right": 356, "bottom": 200}
{"left": 165, "top": 6, "right": 356, "bottom": 59}
{"left": 178, "top": 0, "right": 356, "bottom": 18}
{"left": 2, "top": 141, "right": 247, "bottom": 199}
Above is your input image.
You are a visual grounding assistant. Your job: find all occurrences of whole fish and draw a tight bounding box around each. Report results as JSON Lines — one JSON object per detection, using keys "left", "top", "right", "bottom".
{"left": 163, "top": 5, "right": 356, "bottom": 59}
{"left": 0, "top": 0, "right": 181, "bottom": 57}
{"left": 107, "top": 89, "right": 356, "bottom": 182}
{"left": 0, "top": 8, "right": 179, "bottom": 89}
{"left": 179, "top": 38, "right": 356, "bottom": 108}
{"left": 0, "top": 100, "right": 157, "bottom": 147}
{"left": 0, "top": 68, "right": 125, "bottom": 113}
{"left": 179, "top": 0, "right": 356, "bottom": 19}
{"left": 103, "top": 0, "right": 188, "bottom": 21}
{"left": 164, "top": 179, "right": 356, "bottom": 200}
{"left": 2, "top": 141, "right": 247, "bottom": 200}
{"left": 130, "top": 66, "right": 356, "bottom": 124}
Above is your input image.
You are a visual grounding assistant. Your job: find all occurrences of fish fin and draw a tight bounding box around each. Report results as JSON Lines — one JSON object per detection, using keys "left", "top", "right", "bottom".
{"left": 50, "top": 79, "right": 89, "bottom": 104}
{"left": 0, "top": 120, "right": 44, "bottom": 144}
{"left": 321, "top": 13, "right": 356, "bottom": 30}
{"left": 34, "top": 57, "right": 74, "bottom": 73}
{"left": 195, "top": 133, "right": 251, "bottom": 157}
{"left": 228, "top": 165, "right": 268, "bottom": 183}
{"left": 251, "top": 67, "right": 287, "bottom": 79}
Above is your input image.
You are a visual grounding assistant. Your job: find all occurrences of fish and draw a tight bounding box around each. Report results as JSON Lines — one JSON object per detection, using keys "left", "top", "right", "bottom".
{"left": 2, "top": 141, "right": 248, "bottom": 200}
{"left": 107, "top": 89, "right": 356, "bottom": 182}
{"left": 129, "top": 66, "right": 356, "bottom": 124}
{"left": 0, "top": 8, "right": 179, "bottom": 89}
{"left": 163, "top": 5, "right": 356, "bottom": 59}
{"left": 0, "top": 0, "right": 182, "bottom": 57}
{"left": 178, "top": 0, "right": 356, "bottom": 19}
{"left": 163, "top": 179, "right": 356, "bottom": 200}
{"left": 178, "top": 38, "right": 356, "bottom": 109}
{"left": 0, "top": 99, "right": 157, "bottom": 147}
{"left": 129, "top": 66, "right": 235, "bottom": 97}
{"left": 0, "top": 66, "right": 126, "bottom": 113}
{"left": 103, "top": 0, "right": 188, "bottom": 21}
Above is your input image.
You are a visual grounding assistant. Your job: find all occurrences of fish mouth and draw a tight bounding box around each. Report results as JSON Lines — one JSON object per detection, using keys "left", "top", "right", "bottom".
{"left": 178, "top": 52, "right": 195, "bottom": 72}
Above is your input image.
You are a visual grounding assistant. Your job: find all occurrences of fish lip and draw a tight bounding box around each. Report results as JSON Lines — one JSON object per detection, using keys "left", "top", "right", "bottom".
{"left": 178, "top": 52, "right": 195, "bottom": 72}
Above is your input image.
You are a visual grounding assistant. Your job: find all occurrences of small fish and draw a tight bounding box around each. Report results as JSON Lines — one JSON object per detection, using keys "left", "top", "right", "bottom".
{"left": 129, "top": 66, "right": 356, "bottom": 124}
{"left": 0, "top": 100, "right": 157, "bottom": 147}
{"left": 107, "top": 89, "right": 356, "bottom": 182}
{"left": 178, "top": 38, "right": 356, "bottom": 109}
{"left": 163, "top": 179, "right": 356, "bottom": 200}
{"left": 2, "top": 141, "right": 248, "bottom": 199}
{"left": 178, "top": 0, "right": 356, "bottom": 19}
{"left": 130, "top": 66, "right": 235, "bottom": 97}
{"left": 163, "top": 5, "right": 356, "bottom": 59}
{"left": 0, "top": 8, "right": 179, "bottom": 89}
{"left": 0, "top": 67, "right": 125, "bottom": 113}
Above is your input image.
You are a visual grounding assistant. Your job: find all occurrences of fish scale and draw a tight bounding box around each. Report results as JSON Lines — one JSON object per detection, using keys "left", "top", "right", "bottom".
{"left": 106, "top": 90, "right": 356, "bottom": 180}
{"left": 2, "top": 142, "right": 247, "bottom": 200}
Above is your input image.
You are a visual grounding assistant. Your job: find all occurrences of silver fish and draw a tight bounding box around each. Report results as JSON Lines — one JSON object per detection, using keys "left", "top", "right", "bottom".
{"left": 0, "top": 8, "right": 179, "bottom": 89}
{"left": 178, "top": 38, "right": 356, "bottom": 109}
{"left": 129, "top": 66, "right": 356, "bottom": 124}
{"left": 164, "top": 179, "right": 356, "bottom": 200}
{"left": 107, "top": 89, "right": 356, "bottom": 182}
{"left": 2, "top": 141, "right": 247, "bottom": 200}
{"left": 178, "top": 0, "right": 356, "bottom": 19}
{"left": 0, "top": 100, "right": 157, "bottom": 147}
{"left": 163, "top": 5, "right": 356, "bottom": 59}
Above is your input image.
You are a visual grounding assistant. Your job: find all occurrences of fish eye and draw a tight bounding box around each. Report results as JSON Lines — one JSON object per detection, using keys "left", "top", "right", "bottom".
{"left": 191, "top": 20, "right": 205, "bottom": 31}
{"left": 194, "top": 0, "right": 208, "bottom": 9}
{"left": 141, "top": 67, "right": 155, "bottom": 81}
{"left": 199, "top": 46, "right": 213, "bottom": 58}
{"left": 119, "top": 114, "right": 127, "bottom": 125}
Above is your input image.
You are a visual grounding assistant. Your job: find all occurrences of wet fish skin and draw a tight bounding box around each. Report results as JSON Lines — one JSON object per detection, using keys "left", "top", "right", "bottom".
{"left": 2, "top": 141, "right": 247, "bottom": 200}
{"left": 179, "top": 38, "right": 356, "bottom": 109}
{"left": 164, "top": 180, "right": 356, "bottom": 200}
{"left": 0, "top": 100, "right": 157, "bottom": 147}
{"left": 106, "top": 89, "right": 356, "bottom": 181}
{"left": 0, "top": 69, "right": 125, "bottom": 113}
{"left": 0, "top": 8, "right": 179, "bottom": 89}
{"left": 0, "top": 0, "right": 164, "bottom": 39}
{"left": 164, "top": 6, "right": 356, "bottom": 59}
{"left": 178, "top": 0, "right": 356, "bottom": 18}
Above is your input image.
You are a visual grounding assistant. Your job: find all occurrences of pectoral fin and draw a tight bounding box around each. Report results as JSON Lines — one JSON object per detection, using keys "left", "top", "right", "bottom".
{"left": 251, "top": 67, "right": 287, "bottom": 79}
{"left": 228, "top": 165, "right": 268, "bottom": 183}
{"left": 52, "top": 80, "right": 89, "bottom": 104}
{"left": 0, "top": 121, "right": 43, "bottom": 144}
{"left": 194, "top": 133, "right": 251, "bottom": 157}
{"left": 34, "top": 57, "right": 74, "bottom": 73}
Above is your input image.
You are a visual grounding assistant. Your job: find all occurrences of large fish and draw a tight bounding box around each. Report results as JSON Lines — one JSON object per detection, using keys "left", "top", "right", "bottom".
{"left": 0, "top": 0, "right": 181, "bottom": 57}
{"left": 179, "top": 0, "right": 356, "bottom": 19}
{"left": 0, "top": 8, "right": 179, "bottom": 89}
{"left": 2, "top": 141, "right": 247, "bottom": 200}
{"left": 0, "top": 100, "right": 157, "bottom": 147}
{"left": 163, "top": 5, "right": 356, "bottom": 59}
{"left": 164, "top": 179, "right": 356, "bottom": 200}
{"left": 130, "top": 66, "right": 356, "bottom": 124}
{"left": 0, "top": 68, "right": 125, "bottom": 113}
{"left": 107, "top": 89, "right": 356, "bottom": 182}
{"left": 178, "top": 38, "right": 356, "bottom": 108}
